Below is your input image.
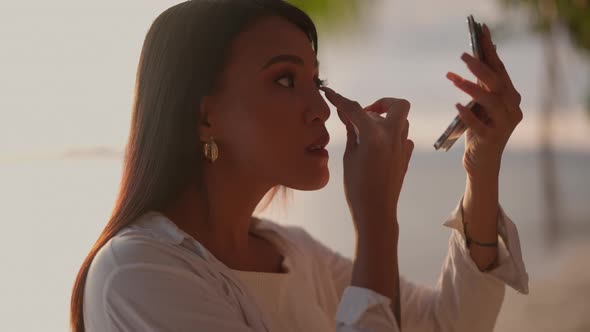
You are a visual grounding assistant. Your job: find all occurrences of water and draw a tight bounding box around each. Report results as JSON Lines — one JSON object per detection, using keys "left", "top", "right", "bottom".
{"left": 1, "top": 146, "right": 588, "bottom": 331}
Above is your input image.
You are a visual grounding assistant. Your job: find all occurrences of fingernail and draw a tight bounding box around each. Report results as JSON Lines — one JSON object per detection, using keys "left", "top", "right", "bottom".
{"left": 460, "top": 52, "right": 471, "bottom": 62}
{"left": 446, "top": 72, "right": 461, "bottom": 82}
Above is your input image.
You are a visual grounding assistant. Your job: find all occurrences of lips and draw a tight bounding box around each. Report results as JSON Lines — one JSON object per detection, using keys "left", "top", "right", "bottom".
{"left": 306, "top": 133, "right": 330, "bottom": 152}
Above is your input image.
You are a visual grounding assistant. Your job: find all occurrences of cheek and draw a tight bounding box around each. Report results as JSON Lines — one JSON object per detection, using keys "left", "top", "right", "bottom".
{"left": 229, "top": 85, "right": 307, "bottom": 161}
{"left": 256, "top": 114, "right": 307, "bottom": 170}
{"left": 262, "top": 113, "right": 303, "bottom": 155}
{"left": 225, "top": 108, "right": 298, "bottom": 156}
{"left": 253, "top": 92, "right": 305, "bottom": 141}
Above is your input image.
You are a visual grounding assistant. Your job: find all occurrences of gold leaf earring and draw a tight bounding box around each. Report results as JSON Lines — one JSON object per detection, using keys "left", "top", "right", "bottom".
{"left": 203, "top": 135, "right": 219, "bottom": 163}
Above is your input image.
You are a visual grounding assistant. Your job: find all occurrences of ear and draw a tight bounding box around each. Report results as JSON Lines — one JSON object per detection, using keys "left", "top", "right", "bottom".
{"left": 198, "top": 95, "right": 216, "bottom": 142}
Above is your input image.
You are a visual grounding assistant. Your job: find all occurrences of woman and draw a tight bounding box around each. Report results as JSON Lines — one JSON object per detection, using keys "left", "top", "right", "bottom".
{"left": 71, "top": 0, "right": 529, "bottom": 331}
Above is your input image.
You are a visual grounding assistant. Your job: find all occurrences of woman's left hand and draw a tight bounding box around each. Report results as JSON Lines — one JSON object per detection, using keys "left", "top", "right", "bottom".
{"left": 446, "top": 23, "right": 523, "bottom": 181}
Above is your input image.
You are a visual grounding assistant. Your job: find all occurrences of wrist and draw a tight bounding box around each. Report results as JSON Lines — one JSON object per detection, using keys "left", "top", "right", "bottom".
{"left": 466, "top": 166, "right": 500, "bottom": 188}
{"left": 466, "top": 176, "right": 499, "bottom": 191}
{"left": 462, "top": 178, "right": 499, "bottom": 243}
{"left": 353, "top": 207, "right": 398, "bottom": 233}
{"left": 464, "top": 152, "right": 502, "bottom": 182}
{"left": 464, "top": 178, "right": 499, "bottom": 214}
{"left": 356, "top": 218, "right": 399, "bottom": 248}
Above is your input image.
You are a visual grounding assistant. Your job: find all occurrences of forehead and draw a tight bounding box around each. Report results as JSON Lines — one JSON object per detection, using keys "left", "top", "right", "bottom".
{"left": 227, "top": 16, "right": 317, "bottom": 72}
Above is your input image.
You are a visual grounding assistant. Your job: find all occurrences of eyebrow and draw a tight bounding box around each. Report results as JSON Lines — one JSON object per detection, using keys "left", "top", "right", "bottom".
{"left": 260, "top": 54, "right": 320, "bottom": 71}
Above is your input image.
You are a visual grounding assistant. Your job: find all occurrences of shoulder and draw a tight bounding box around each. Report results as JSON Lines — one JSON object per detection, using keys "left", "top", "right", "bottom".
{"left": 83, "top": 226, "right": 216, "bottom": 328}
{"left": 82, "top": 230, "right": 243, "bottom": 331}
{"left": 84, "top": 223, "right": 208, "bottom": 303}
{"left": 89, "top": 211, "right": 212, "bottom": 276}
{"left": 89, "top": 227, "right": 194, "bottom": 276}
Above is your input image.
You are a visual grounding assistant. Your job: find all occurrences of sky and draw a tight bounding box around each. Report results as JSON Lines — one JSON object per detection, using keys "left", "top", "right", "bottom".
{"left": 1, "top": 0, "right": 589, "bottom": 161}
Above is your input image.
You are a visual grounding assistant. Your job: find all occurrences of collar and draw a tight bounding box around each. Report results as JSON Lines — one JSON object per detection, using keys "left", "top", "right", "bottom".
{"left": 129, "top": 210, "right": 275, "bottom": 259}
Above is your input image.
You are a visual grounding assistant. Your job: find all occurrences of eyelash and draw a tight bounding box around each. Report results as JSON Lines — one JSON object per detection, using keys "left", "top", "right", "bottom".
{"left": 276, "top": 72, "right": 328, "bottom": 89}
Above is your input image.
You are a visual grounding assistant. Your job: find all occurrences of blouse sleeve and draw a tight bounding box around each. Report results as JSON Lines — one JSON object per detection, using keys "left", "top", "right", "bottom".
{"left": 299, "top": 197, "right": 529, "bottom": 332}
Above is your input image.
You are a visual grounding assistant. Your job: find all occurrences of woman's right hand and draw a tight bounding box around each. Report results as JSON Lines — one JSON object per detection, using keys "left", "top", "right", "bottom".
{"left": 321, "top": 87, "right": 413, "bottom": 237}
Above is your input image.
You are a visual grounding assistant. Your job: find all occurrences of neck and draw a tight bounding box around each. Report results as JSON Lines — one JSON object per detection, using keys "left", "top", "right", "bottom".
{"left": 162, "top": 166, "right": 274, "bottom": 260}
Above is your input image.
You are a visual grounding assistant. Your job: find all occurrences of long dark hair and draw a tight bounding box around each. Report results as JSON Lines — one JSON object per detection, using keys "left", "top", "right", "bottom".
{"left": 70, "top": 1, "right": 318, "bottom": 331}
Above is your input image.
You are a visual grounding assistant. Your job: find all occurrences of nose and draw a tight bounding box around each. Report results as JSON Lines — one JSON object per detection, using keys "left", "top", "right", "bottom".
{"left": 304, "top": 89, "right": 331, "bottom": 124}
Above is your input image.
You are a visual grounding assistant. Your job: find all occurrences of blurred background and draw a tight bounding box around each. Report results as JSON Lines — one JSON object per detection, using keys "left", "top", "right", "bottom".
{"left": 1, "top": 0, "right": 589, "bottom": 331}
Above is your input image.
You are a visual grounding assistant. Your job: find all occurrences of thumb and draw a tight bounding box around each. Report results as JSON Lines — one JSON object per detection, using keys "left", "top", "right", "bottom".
{"left": 339, "top": 109, "right": 359, "bottom": 154}
{"left": 321, "top": 86, "right": 366, "bottom": 142}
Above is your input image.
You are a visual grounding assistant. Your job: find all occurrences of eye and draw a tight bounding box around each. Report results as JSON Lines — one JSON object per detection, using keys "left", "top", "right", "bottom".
{"left": 315, "top": 77, "right": 328, "bottom": 88}
{"left": 275, "top": 72, "right": 329, "bottom": 89}
{"left": 276, "top": 73, "right": 295, "bottom": 88}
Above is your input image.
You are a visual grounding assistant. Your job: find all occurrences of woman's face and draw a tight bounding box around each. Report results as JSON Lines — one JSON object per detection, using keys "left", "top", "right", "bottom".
{"left": 203, "top": 15, "right": 331, "bottom": 191}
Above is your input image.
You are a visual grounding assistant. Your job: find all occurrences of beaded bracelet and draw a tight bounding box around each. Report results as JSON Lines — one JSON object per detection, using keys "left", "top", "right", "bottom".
{"left": 460, "top": 198, "right": 499, "bottom": 272}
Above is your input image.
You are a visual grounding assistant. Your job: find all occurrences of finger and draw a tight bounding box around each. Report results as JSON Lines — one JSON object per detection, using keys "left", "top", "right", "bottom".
{"left": 321, "top": 87, "right": 367, "bottom": 143}
{"left": 320, "top": 86, "right": 362, "bottom": 111}
{"left": 401, "top": 119, "right": 409, "bottom": 142}
{"left": 342, "top": 110, "right": 360, "bottom": 151}
{"left": 384, "top": 99, "right": 411, "bottom": 131}
{"left": 481, "top": 24, "right": 522, "bottom": 107}
{"left": 335, "top": 106, "right": 350, "bottom": 127}
{"left": 321, "top": 87, "right": 368, "bottom": 124}
{"left": 403, "top": 139, "right": 414, "bottom": 174}
{"left": 339, "top": 109, "right": 361, "bottom": 146}
{"left": 367, "top": 111, "right": 383, "bottom": 121}
{"left": 507, "top": 105, "right": 524, "bottom": 126}
{"left": 456, "top": 103, "right": 488, "bottom": 137}
{"left": 447, "top": 72, "right": 506, "bottom": 124}
{"left": 364, "top": 98, "right": 401, "bottom": 115}
{"left": 481, "top": 24, "right": 507, "bottom": 76}
{"left": 481, "top": 24, "right": 511, "bottom": 80}
{"left": 332, "top": 102, "right": 359, "bottom": 145}
{"left": 460, "top": 53, "right": 504, "bottom": 93}
{"left": 504, "top": 89, "right": 522, "bottom": 108}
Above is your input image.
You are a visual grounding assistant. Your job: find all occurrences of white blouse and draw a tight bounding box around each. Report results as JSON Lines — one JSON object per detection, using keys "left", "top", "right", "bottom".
{"left": 83, "top": 198, "right": 529, "bottom": 332}
{"left": 230, "top": 257, "right": 335, "bottom": 332}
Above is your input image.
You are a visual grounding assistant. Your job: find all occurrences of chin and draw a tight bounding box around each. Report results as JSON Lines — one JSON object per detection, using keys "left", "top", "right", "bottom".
{"left": 290, "top": 168, "right": 330, "bottom": 191}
